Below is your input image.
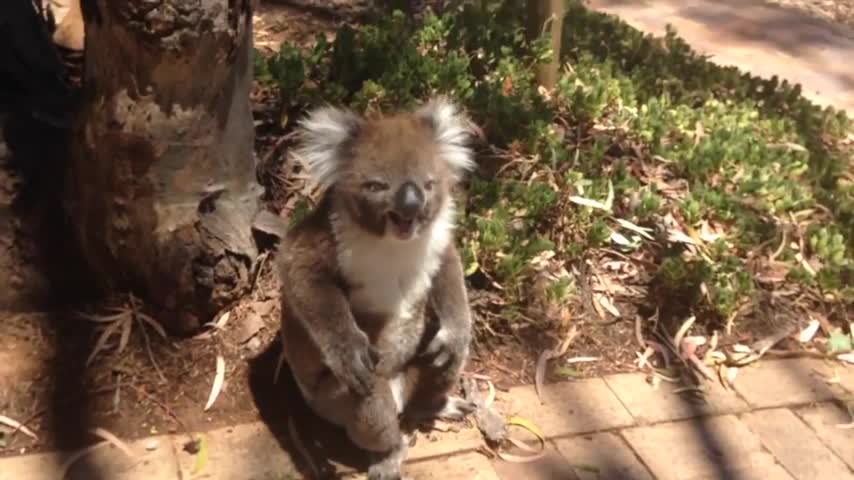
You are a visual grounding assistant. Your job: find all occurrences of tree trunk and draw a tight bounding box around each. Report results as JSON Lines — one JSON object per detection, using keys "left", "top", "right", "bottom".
{"left": 527, "top": 0, "right": 566, "bottom": 90}
{"left": 66, "top": 0, "right": 263, "bottom": 334}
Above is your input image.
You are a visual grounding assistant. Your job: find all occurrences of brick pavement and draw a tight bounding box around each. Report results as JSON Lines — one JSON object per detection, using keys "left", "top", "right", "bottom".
{"left": 586, "top": 0, "right": 854, "bottom": 114}
{"left": 2, "top": 358, "right": 852, "bottom": 479}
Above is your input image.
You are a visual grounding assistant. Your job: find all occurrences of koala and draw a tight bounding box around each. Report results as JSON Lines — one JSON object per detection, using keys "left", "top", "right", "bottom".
{"left": 277, "top": 97, "right": 478, "bottom": 479}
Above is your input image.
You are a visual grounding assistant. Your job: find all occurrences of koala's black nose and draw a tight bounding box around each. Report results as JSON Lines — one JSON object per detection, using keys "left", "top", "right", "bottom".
{"left": 393, "top": 182, "right": 425, "bottom": 219}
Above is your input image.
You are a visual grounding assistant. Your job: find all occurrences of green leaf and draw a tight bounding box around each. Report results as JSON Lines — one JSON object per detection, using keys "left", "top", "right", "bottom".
{"left": 554, "top": 366, "right": 581, "bottom": 378}
{"left": 829, "top": 331, "right": 853, "bottom": 353}
{"left": 191, "top": 434, "right": 209, "bottom": 475}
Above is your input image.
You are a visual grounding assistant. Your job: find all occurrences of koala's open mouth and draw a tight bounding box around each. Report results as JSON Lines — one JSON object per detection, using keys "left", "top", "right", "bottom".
{"left": 387, "top": 212, "right": 417, "bottom": 240}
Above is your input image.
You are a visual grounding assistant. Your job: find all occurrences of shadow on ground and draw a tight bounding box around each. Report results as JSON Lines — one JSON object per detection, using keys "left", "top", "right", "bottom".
{"left": 248, "top": 338, "right": 374, "bottom": 479}
{"left": 3, "top": 109, "right": 109, "bottom": 479}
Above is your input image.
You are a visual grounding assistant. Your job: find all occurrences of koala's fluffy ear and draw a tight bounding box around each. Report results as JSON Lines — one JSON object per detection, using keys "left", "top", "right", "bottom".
{"left": 415, "top": 96, "right": 477, "bottom": 180}
{"left": 294, "top": 106, "right": 363, "bottom": 189}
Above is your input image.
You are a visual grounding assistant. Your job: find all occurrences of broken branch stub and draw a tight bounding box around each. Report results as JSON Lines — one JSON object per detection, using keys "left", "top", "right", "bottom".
{"left": 65, "top": 0, "right": 263, "bottom": 334}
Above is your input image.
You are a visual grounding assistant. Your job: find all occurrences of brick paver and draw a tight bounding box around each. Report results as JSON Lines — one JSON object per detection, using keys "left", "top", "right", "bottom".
{"left": 604, "top": 372, "right": 748, "bottom": 424}
{"left": 495, "top": 379, "right": 634, "bottom": 438}
{"left": 732, "top": 358, "right": 839, "bottom": 408}
{"left": 622, "top": 414, "right": 793, "bottom": 480}
{"left": 404, "top": 452, "right": 500, "bottom": 480}
{"left": 174, "top": 423, "right": 300, "bottom": 479}
{"left": 797, "top": 403, "right": 854, "bottom": 470}
{"left": 4, "top": 357, "right": 854, "bottom": 479}
{"left": 742, "top": 408, "right": 853, "bottom": 479}
{"left": 408, "top": 425, "right": 483, "bottom": 462}
{"left": 554, "top": 432, "right": 654, "bottom": 480}
{"left": 490, "top": 443, "right": 579, "bottom": 480}
{"left": 0, "top": 452, "right": 63, "bottom": 480}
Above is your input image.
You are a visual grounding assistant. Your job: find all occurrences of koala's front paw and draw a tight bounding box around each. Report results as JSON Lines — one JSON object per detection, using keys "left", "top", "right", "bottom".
{"left": 423, "top": 327, "right": 470, "bottom": 368}
{"left": 331, "top": 330, "right": 379, "bottom": 397}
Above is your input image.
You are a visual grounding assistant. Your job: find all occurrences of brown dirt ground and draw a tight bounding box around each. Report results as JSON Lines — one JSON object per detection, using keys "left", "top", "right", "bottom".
{"left": 0, "top": 0, "right": 845, "bottom": 461}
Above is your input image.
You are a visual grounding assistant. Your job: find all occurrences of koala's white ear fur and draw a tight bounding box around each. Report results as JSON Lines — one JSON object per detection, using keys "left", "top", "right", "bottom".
{"left": 416, "top": 96, "right": 477, "bottom": 179}
{"left": 294, "top": 106, "right": 363, "bottom": 189}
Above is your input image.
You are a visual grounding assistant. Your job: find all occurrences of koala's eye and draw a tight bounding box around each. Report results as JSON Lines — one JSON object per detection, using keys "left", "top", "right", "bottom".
{"left": 424, "top": 179, "right": 436, "bottom": 191}
{"left": 362, "top": 181, "right": 389, "bottom": 193}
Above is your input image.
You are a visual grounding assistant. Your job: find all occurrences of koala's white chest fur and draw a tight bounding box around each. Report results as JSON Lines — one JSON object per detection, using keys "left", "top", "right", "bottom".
{"left": 332, "top": 202, "right": 455, "bottom": 319}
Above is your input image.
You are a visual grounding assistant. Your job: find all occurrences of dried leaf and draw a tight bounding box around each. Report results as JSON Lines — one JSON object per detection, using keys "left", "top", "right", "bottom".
{"left": 667, "top": 229, "right": 696, "bottom": 245}
{"left": 565, "top": 356, "right": 600, "bottom": 364}
{"left": 732, "top": 344, "right": 752, "bottom": 354}
{"left": 204, "top": 355, "right": 225, "bottom": 411}
{"left": 604, "top": 180, "right": 615, "bottom": 210}
{"left": 61, "top": 442, "right": 108, "bottom": 478}
{"left": 507, "top": 416, "right": 545, "bottom": 440}
{"left": 90, "top": 427, "right": 135, "bottom": 459}
{"left": 766, "top": 142, "right": 807, "bottom": 152}
{"left": 484, "top": 380, "right": 496, "bottom": 408}
{"left": 206, "top": 311, "right": 231, "bottom": 331}
{"left": 569, "top": 196, "right": 610, "bottom": 211}
{"left": 87, "top": 318, "right": 127, "bottom": 366}
{"left": 288, "top": 417, "right": 321, "bottom": 478}
{"left": 615, "top": 218, "right": 655, "bottom": 240}
{"left": 0, "top": 415, "right": 37, "bottom": 440}
{"left": 673, "top": 316, "right": 696, "bottom": 353}
{"left": 137, "top": 312, "right": 167, "bottom": 339}
{"left": 79, "top": 312, "right": 128, "bottom": 323}
{"left": 798, "top": 319, "right": 821, "bottom": 343}
{"left": 597, "top": 294, "right": 621, "bottom": 317}
{"left": 496, "top": 449, "right": 547, "bottom": 463}
{"left": 496, "top": 416, "right": 547, "bottom": 463}
{"left": 534, "top": 349, "right": 549, "bottom": 402}
{"left": 118, "top": 319, "right": 132, "bottom": 354}
{"left": 610, "top": 230, "right": 634, "bottom": 247}
{"left": 273, "top": 348, "right": 286, "bottom": 384}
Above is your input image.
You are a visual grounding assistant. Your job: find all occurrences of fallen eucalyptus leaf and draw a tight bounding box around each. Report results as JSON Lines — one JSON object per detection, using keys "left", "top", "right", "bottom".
{"left": 0, "top": 415, "right": 37, "bottom": 440}
{"left": 798, "top": 319, "right": 821, "bottom": 343}
{"left": 204, "top": 355, "right": 226, "bottom": 411}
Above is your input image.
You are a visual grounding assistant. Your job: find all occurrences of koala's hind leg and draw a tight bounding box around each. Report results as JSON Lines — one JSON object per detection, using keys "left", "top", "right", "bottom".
{"left": 280, "top": 324, "right": 404, "bottom": 454}
{"left": 306, "top": 372, "right": 411, "bottom": 480}
{"left": 298, "top": 371, "right": 403, "bottom": 453}
{"left": 400, "top": 346, "right": 476, "bottom": 427}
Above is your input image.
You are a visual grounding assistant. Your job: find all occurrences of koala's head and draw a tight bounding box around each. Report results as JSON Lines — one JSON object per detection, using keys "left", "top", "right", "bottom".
{"left": 294, "top": 97, "right": 476, "bottom": 241}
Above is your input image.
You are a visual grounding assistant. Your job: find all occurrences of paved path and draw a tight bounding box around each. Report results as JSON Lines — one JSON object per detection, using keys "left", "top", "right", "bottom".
{"left": 587, "top": 0, "right": 854, "bottom": 114}
{"left": 2, "top": 358, "right": 852, "bottom": 479}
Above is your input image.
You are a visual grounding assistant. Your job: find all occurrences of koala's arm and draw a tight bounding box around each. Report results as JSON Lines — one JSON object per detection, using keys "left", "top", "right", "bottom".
{"left": 280, "top": 234, "right": 377, "bottom": 396}
{"left": 427, "top": 245, "right": 473, "bottom": 342}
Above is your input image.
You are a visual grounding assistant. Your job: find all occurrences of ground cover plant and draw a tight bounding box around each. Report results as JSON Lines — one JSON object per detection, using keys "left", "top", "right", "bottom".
{"left": 255, "top": 0, "right": 854, "bottom": 385}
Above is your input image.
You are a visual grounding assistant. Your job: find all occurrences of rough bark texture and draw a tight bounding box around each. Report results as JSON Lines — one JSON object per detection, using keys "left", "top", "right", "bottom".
{"left": 527, "top": 0, "right": 566, "bottom": 90}
{"left": 66, "top": 0, "right": 263, "bottom": 333}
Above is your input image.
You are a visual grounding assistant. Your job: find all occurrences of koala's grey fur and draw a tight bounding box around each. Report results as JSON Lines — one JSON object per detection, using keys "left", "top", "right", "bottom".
{"left": 277, "top": 97, "right": 478, "bottom": 480}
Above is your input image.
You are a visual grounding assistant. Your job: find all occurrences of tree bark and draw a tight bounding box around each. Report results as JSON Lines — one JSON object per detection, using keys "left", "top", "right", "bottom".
{"left": 66, "top": 0, "right": 263, "bottom": 333}
{"left": 527, "top": 0, "right": 566, "bottom": 90}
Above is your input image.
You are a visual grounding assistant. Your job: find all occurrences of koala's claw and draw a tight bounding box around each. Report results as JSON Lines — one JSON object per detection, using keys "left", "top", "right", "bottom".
{"left": 367, "top": 439, "right": 409, "bottom": 480}
{"left": 436, "top": 396, "right": 478, "bottom": 421}
{"left": 424, "top": 329, "right": 468, "bottom": 369}
{"left": 334, "top": 338, "right": 379, "bottom": 397}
